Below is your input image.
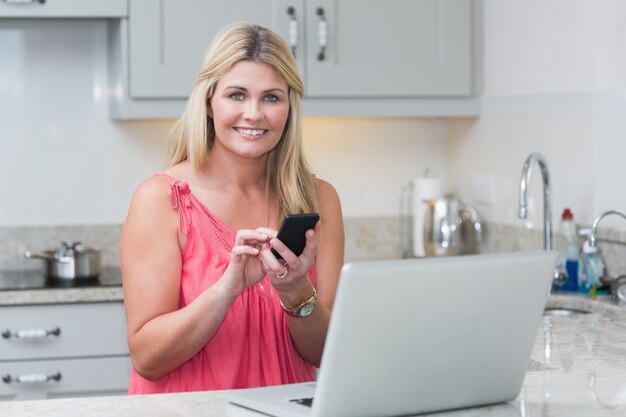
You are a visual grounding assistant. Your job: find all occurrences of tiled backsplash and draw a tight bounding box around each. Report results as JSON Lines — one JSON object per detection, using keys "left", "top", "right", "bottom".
{"left": 344, "top": 218, "right": 626, "bottom": 280}
{"left": 2, "top": 219, "right": 625, "bottom": 280}
{"left": 0, "top": 225, "right": 122, "bottom": 271}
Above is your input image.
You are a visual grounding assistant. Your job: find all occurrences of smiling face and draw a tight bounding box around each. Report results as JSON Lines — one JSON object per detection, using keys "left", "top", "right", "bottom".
{"left": 207, "top": 60, "right": 290, "bottom": 161}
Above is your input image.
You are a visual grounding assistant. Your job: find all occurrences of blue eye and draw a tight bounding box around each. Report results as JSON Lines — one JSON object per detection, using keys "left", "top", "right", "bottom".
{"left": 264, "top": 94, "right": 279, "bottom": 103}
{"left": 229, "top": 92, "right": 244, "bottom": 101}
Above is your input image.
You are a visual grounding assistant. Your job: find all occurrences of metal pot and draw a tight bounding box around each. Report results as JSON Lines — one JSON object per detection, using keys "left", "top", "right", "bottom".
{"left": 24, "top": 240, "right": 102, "bottom": 280}
{"left": 423, "top": 196, "right": 483, "bottom": 257}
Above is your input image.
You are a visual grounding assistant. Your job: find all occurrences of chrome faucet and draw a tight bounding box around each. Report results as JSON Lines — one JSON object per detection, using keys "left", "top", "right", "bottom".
{"left": 587, "top": 210, "right": 626, "bottom": 248}
{"left": 518, "top": 152, "right": 553, "bottom": 250}
{"left": 518, "top": 153, "right": 564, "bottom": 285}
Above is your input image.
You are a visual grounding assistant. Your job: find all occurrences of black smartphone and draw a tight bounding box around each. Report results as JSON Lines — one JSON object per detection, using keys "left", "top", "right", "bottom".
{"left": 271, "top": 213, "right": 320, "bottom": 260}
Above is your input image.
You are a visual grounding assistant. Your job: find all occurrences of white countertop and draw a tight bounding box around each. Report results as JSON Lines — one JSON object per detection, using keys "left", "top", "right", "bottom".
{"left": 0, "top": 268, "right": 123, "bottom": 305}
{"left": 1, "top": 294, "right": 626, "bottom": 416}
{"left": 0, "top": 286, "right": 123, "bottom": 305}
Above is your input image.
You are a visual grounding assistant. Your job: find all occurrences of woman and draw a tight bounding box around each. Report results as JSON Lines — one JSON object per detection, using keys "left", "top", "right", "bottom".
{"left": 120, "top": 22, "right": 344, "bottom": 394}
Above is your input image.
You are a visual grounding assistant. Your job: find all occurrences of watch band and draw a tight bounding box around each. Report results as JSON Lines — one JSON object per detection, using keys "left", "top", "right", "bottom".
{"left": 280, "top": 288, "right": 318, "bottom": 318}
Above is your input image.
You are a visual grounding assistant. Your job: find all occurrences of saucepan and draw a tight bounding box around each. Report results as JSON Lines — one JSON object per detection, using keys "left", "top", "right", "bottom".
{"left": 24, "top": 240, "right": 102, "bottom": 280}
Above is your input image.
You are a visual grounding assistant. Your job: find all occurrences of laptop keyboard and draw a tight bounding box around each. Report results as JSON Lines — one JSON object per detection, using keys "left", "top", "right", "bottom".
{"left": 289, "top": 397, "right": 314, "bottom": 407}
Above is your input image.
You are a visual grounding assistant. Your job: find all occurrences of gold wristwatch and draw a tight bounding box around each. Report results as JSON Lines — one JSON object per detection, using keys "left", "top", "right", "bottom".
{"left": 280, "top": 288, "right": 318, "bottom": 318}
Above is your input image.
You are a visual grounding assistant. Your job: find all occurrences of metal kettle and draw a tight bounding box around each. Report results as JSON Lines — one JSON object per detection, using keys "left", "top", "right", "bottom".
{"left": 423, "top": 196, "right": 483, "bottom": 257}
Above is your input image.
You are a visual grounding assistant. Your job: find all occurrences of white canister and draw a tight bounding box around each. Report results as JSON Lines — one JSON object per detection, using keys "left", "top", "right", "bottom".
{"left": 412, "top": 176, "right": 443, "bottom": 257}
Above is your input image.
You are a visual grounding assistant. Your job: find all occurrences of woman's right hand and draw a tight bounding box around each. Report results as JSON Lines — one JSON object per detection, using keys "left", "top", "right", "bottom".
{"left": 217, "top": 229, "right": 272, "bottom": 299}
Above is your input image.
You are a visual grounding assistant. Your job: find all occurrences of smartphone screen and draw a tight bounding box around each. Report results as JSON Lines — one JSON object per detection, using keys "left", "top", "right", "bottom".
{"left": 271, "top": 213, "right": 320, "bottom": 260}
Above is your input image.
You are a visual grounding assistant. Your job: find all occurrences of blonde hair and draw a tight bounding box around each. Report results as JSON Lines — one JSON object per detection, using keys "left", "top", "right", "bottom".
{"left": 167, "top": 22, "right": 318, "bottom": 225}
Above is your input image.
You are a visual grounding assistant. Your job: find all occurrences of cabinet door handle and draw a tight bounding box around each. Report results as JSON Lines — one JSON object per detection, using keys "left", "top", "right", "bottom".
{"left": 1, "top": 326, "right": 61, "bottom": 339}
{"left": 286, "top": 6, "right": 298, "bottom": 58}
{"left": 316, "top": 7, "right": 328, "bottom": 61}
{"left": 2, "top": 372, "right": 62, "bottom": 384}
{"left": 0, "top": 0, "right": 46, "bottom": 4}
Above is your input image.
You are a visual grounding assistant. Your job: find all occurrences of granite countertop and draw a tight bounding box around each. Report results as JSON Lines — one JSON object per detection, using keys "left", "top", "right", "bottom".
{"left": 0, "top": 267, "right": 123, "bottom": 305}
{"left": 1, "top": 293, "right": 626, "bottom": 416}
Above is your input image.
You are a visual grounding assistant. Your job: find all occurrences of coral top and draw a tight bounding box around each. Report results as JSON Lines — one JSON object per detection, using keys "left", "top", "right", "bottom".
{"left": 128, "top": 173, "right": 316, "bottom": 394}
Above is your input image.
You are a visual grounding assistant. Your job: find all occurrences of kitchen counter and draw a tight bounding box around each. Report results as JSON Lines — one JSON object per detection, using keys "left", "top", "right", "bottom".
{"left": 1, "top": 294, "right": 626, "bottom": 416}
{"left": 0, "top": 267, "right": 123, "bottom": 305}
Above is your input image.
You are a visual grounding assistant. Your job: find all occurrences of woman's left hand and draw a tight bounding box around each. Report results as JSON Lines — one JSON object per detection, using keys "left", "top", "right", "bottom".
{"left": 256, "top": 227, "right": 318, "bottom": 288}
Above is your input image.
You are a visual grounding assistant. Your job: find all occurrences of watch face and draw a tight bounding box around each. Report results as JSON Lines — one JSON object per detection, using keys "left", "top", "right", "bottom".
{"left": 298, "top": 301, "right": 316, "bottom": 317}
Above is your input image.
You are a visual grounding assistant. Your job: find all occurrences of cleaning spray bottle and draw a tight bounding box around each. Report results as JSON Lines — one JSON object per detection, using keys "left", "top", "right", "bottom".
{"left": 578, "top": 238, "right": 605, "bottom": 297}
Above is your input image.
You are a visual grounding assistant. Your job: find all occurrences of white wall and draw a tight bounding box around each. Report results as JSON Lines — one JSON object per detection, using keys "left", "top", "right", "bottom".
{"left": 303, "top": 117, "right": 448, "bottom": 218}
{"left": 0, "top": 20, "right": 171, "bottom": 226}
{"left": 0, "top": 20, "right": 447, "bottom": 227}
{"left": 447, "top": 0, "right": 626, "bottom": 230}
{"left": 592, "top": 0, "right": 626, "bottom": 227}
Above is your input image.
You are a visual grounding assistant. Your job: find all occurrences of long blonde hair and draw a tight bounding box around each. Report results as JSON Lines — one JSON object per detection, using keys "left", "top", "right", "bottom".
{"left": 167, "top": 22, "right": 318, "bottom": 225}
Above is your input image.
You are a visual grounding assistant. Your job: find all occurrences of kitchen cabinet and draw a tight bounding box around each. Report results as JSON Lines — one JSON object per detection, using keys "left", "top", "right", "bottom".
{"left": 0, "top": 302, "right": 130, "bottom": 400}
{"left": 128, "top": 0, "right": 470, "bottom": 99}
{"left": 127, "top": 0, "right": 274, "bottom": 99}
{"left": 109, "top": 0, "right": 479, "bottom": 119}
{"left": 288, "top": 0, "right": 472, "bottom": 98}
{"left": 0, "top": 0, "right": 127, "bottom": 18}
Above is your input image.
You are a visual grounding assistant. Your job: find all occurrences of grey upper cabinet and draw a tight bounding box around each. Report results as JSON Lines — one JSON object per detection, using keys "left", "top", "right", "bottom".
{"left": 128, "top": 0, "right": 274, "bottom": 99}
{"left": 128, "top": 0, "right": 471, "bottom": 99}
{"left": 0, "top": 0, "right": 127, "bottom": 18}
{"left": 295, "top": 0, "right": 471, "bottom": 97}
{"left": 110, "top": 0, "right": 479, "bottom": 119}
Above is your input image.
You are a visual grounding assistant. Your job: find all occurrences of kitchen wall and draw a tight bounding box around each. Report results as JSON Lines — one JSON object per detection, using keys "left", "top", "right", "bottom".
{"left": 0, "top": 19, "right": 447, "bottom": 265}
{"left": 447, "top": 0, "right": 626, "bottom": 232}
{"left": 3, "top": 2, "right": 625, "bottom": 272}
{"left": 0, "top": 20, "right": 170, "bottom": 227}
{"left": 444, "top": 0, "right": 626, "bottom": 277}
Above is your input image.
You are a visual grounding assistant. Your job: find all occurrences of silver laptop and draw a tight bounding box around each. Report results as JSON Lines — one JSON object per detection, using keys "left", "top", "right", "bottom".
{"left": 226, "top": 250, "right": 557, "bottom": 417}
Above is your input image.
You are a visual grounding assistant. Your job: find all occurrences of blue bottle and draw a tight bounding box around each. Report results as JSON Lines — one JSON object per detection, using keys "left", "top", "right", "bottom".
{"left": 555, "top": 208, "right": 579, "bottom": 292}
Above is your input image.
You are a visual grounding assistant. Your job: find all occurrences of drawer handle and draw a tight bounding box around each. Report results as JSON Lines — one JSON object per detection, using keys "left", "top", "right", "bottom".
{"left": 0, "top": 0, "right": 46, "bottom": 4}
{"left": 1, "top": 327, "right": 61, "bottom": 339}
{"left": 286, "top": 6, "right": 298, "bottom": 58}
{"left": 316, "top": 7, "right": 328, "bottom": 61}
{"left": 2, "top": 372, "right": 61, "bottom": 384}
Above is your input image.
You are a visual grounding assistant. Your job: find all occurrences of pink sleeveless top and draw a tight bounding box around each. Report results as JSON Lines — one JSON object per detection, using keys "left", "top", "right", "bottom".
{"left": 128, "top": 173, "right": 316, "bottom": 394}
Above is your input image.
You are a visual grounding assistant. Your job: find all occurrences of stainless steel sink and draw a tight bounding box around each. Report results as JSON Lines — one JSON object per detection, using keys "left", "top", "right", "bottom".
{"left": 543, "top": 307, "right": 591, "bottom": 317}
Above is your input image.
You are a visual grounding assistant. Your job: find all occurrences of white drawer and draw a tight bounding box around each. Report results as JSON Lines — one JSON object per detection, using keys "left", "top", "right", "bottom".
{"left": 0, "top": 356, "right": 130, "bottom": 400}
{"left": 0, "top": 302, "right": 128, "bottom": 361}
{"left": 0, "top": 0, "right": 127, "bottom": 18}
